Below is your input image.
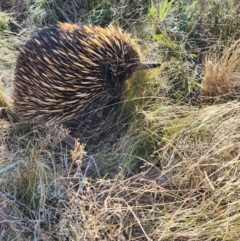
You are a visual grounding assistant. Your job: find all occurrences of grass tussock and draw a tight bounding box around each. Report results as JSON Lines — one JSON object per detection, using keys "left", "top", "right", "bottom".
{"left": 202, "top": 40, "right": 240, "bottom": 102}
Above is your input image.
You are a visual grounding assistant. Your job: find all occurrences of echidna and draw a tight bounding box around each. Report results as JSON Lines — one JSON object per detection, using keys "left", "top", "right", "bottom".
{"left": 13, "top": 23, "right": 160, "bottom": 133}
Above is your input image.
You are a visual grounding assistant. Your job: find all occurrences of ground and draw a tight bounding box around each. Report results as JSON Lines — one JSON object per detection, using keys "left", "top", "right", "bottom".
{"left": 0, "top": 1, "right": 240, "bottom": 240}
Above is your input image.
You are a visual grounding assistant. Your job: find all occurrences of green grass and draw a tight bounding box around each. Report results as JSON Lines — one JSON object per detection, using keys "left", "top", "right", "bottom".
{"left": 0, "top": 0, "right": 240, "bottom": 240}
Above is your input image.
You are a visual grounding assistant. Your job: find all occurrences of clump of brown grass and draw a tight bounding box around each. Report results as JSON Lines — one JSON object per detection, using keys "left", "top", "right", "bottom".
{"left": 202, "top": 40, "right": 240, "bottom": 102}
{"left": 148, "top": 101, "right": 240, "bottom": 240}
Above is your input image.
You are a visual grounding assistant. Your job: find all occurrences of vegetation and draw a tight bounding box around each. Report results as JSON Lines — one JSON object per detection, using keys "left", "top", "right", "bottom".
{"left": 0, "top": 0, "right": 240, "bottom": 240}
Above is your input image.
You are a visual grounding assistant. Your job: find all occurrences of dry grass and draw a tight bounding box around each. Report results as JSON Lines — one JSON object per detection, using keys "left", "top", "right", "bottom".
{"left": 0, "top": 0, "right": 240, "bottom": 240}
{"left": 0, "top": 102, "right": 239, "bottom": 240}
{"left": 202, "top": 40, "right": 240, "bottom": 102}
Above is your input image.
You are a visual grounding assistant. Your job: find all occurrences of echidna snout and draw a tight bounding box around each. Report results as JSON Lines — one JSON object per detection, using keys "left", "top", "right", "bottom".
{"left": 13, "top": 23, "right": 160, "bottom": 128}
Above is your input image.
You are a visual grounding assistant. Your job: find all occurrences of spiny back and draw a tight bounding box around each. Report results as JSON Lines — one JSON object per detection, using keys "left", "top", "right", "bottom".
{"left": 13, "top": 23, "right": 141, "bottom": 125}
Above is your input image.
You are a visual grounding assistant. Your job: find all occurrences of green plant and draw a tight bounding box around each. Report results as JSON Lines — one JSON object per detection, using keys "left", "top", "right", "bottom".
{"left": 148, "top": 0, "right": 201, "bottom": 101}
{"left": 179, "top": 0, "right": 200, "bottom": 33}
{"left": 148, "top": 0, "right": 176, "bottom": 22}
